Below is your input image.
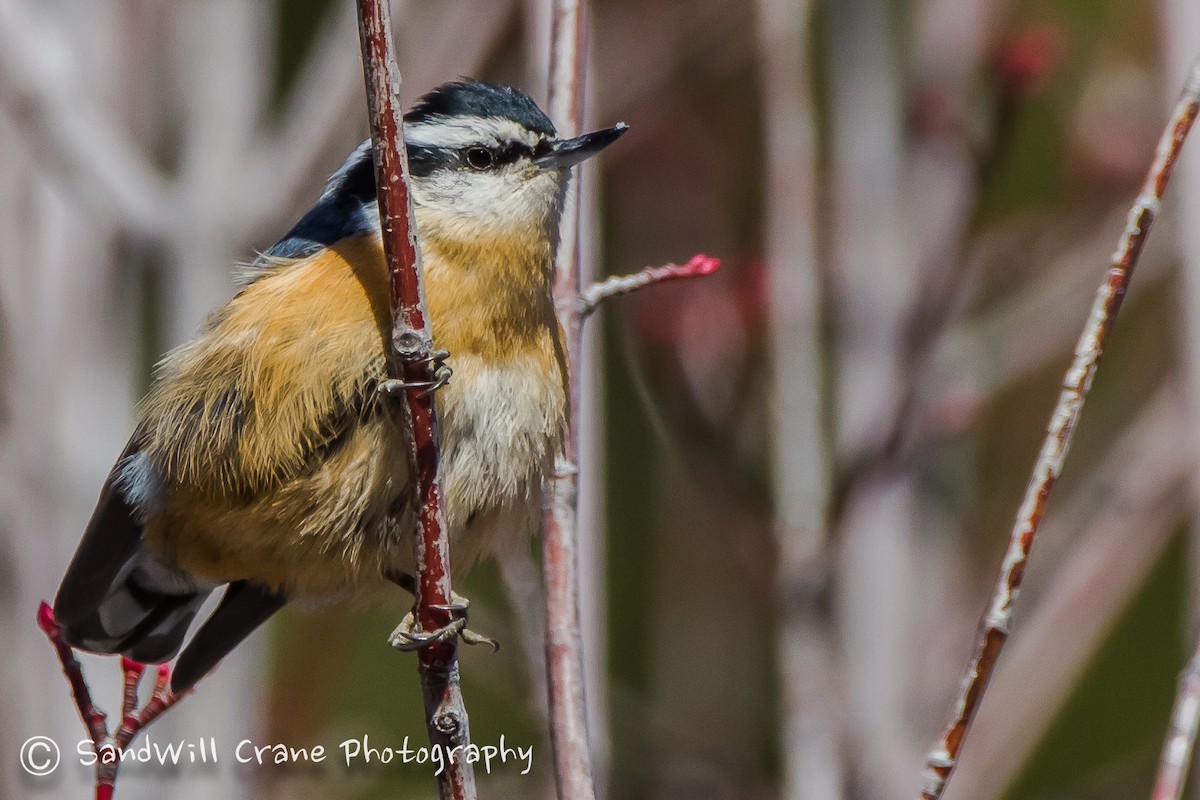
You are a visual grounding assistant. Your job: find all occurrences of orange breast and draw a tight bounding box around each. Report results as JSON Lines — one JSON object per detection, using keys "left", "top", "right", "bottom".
{"left": 141, "top": 223, "right": 568, "bottom": 598}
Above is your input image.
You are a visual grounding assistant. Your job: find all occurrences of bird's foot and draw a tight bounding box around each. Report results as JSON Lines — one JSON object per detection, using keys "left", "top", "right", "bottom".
{"left": 388, "top": 592, "right": 499, "bottom": 652}
{"left": 377, "top": 349, "right": 452, "bottom": 397}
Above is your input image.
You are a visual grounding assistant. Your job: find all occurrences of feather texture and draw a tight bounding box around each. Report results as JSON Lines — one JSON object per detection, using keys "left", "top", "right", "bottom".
{"left": 123, "top": 214, "right": 565, "bottom": 598}
{"left": 55, "top": 80, "right": 582, "bottom": 680}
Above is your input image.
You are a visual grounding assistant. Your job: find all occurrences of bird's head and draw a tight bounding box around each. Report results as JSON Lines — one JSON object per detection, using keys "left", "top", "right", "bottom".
{"left": 400, "top": 81, "right": 627, "bottom": 238}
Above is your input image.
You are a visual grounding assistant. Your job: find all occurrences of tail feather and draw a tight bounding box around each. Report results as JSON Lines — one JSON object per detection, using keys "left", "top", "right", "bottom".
{"left": 53, "top": 445, "right": 143, "bottom": 628}
{"left": 55, "top": 443, "right": 214, "bottom": 663}
{"left": 172, "top": 582, "right": 286, "bottom": 694}
{"left": 57, "top": 556, "right": 212, "bottom": 663}
{"left": 123, "top": 592, "right": 208, "bottom": 664}
{"left": 57, "top": 441, "right": 287, "bottom": 687}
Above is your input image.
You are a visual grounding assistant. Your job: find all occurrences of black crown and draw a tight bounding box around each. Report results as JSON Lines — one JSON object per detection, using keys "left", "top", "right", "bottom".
{"left": 404, "top": 81, "right": 556, "bottom": 137}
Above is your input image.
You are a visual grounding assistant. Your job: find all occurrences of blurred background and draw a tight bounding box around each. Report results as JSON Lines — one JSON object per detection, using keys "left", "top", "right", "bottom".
{"left": 2, "top": 0, "right": 1200, "bottom": 798}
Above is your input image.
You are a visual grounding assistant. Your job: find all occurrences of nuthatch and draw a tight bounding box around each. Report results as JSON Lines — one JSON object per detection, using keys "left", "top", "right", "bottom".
{"left": 52, "top": 81, "right": 627, "bottom": 693}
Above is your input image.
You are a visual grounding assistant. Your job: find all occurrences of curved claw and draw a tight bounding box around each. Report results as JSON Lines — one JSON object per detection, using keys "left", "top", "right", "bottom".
{"left": 387, "top": 593, "right": 498, "bottom": 653}
{"left": 389, "top": 614, "right": 466, "bottom": 651}
{"left": 430, "top": 599, "right": 469, "bottom": 614}
{"left": 461, "top": 627, "right": 500, "bottom": 652}
{"left": 377, "top": 349, "right": 453, "bottom": 397}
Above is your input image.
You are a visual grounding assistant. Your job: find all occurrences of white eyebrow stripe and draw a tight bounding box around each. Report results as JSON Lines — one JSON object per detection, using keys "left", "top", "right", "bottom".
{"left": 405, "top": 116, "right": 542, "bottom": 149}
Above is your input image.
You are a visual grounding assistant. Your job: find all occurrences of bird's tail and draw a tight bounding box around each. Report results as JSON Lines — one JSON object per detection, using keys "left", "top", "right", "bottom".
{"left": 56, "top": 549, "right": 287, "bottom": 694}
{"left": 55, "top": 444, "right": 287, "bottom": 692}
{"left": 55, "top": 552, "right": 211, "bottom": 664}
{"left": 53, "top": 448, "right": 213, "bottom": 664}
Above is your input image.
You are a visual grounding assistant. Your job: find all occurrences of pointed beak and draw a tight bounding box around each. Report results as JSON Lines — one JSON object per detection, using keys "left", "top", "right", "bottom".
{"left": 534, "top": 122, "right": 629, "bottom": 170}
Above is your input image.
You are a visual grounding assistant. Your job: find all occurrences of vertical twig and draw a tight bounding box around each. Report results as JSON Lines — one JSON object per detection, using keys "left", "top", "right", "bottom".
{"left": 538, "top": 11, "right": 720, "bottom": 800}
{"left": 827, "top": 0, "right": 922, "bottom": 791}
{"left": 37, "top": 602, "right": 188, "bottom": 800}
{"left": 1151, "top": 637, "right": 1200, "bottom": 800}
{"left": 37, "top": 604, "right": 108, "bottom": 748}
{"left": 354, "top": 3, "right": 477, "bottom": 799}
{"left": 754, "top": 0, "right": 844, "bottom": 797}
{"left": 541, "top": 1, "right": 597, "bottom": 798}
{"left": 917, "top": 59, "right": 1200, "bottom": 800}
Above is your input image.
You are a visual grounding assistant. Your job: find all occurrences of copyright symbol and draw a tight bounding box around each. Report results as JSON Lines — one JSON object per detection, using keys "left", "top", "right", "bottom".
{"left": 20, "top": 736, "right": 60, "bottom": 777}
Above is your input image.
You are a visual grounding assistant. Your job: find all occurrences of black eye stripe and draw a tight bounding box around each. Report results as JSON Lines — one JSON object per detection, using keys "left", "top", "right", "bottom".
{"left": 458, "top": 142, "right": 535, "bottom": 168}
{"left": 406, "top": 143, "right": 448, "bottom": 178}
{"left": 404, "top": 141, "right": 540, "bottom": 175}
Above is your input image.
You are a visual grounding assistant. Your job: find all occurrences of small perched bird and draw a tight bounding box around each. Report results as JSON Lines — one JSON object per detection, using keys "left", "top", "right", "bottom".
{"left": 52, "top": 81, "right": 627, "bottom": 694}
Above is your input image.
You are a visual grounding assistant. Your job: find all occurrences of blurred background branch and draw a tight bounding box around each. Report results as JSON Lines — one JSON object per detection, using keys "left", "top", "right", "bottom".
{"left": 755, "top": 1, "right": 843, "bottom": 799}
{"left": 919, "top": 60, "right": 1200, "bottom": 800}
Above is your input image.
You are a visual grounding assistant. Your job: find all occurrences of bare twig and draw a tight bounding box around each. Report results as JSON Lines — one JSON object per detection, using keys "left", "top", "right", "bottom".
{"left": 37, "top": 602, "right": 187, "bottom": 800}
{"left": 545, "top": 253, "right": 718, "bottom": 800}
{"left": 917, "top": 59, "right": 1200, "bottom": 800}
{"left": 1152, "top": 637, "right": 1200, "bottom": 800}
{"left": 546, "top": 252, "right": 719, "bottom": 798}
{"left": 540, "top": 11, "right": 720, "bottom": 799}
{"left": 354, "top": 2, "right": 476, "bottom": 799}
{"left": 542, "top": 462, "right": 596, "bottom": 800}
{"left": 577, "top": 255, "right": 719, "bottom": 317}
{"left": 541, "top": 2, "right": 598, "bottom": 798}
{"left": 37, "top": 603, "right": 108, "bottom": 748}
{"left": 944, "top": 388, "right": 1193, "bottom": 800}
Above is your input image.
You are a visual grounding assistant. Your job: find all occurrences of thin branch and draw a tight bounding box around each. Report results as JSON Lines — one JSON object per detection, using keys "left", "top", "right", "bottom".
{"left": 541, "top": 1, "right": 597, "bottom": 798}
{"left": 37, "top": 602, "right": 187, "bottom": 800}
{"left": 539, "top": 7, "right": 721, "bottom": 800}
{"left": 1152, "top": 637, "right": 1200, "bottom": 800}
{"left": 944, "top": 388, "right": 1193, "bottom": 800}
{"left": 542, "top": 463, "right": 596, "bottom": 800}
{"left": 354, "top": 2, "right": 477, "bottom": 800}
{"left": 545, "top": 253, "right": 719, "bottom": 800}
{"left": 37, "top": 603, "right": 107, "bottom": 748}
{"left": 577, "top": 255, "right": 719, "bottom": 317}
{"left": 917, "top": 58, "right": 1200, "bottom": 800}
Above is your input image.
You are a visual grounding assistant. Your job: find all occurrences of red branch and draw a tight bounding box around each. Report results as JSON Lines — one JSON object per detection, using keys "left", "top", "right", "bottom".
{"left": 916, "top": 59, "right": 1200, "bottom": 800}
{"left": 353, "top": 2, "right": 477, "bottom": 800}
{"left": 1151, "top": 636, "right": 1200, "bottom": 800}
{"left": 37, "top": 602, "right": 187, "bottom": 800}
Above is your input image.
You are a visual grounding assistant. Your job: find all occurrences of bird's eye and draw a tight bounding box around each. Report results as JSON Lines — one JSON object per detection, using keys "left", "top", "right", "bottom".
{"left": 464, "top": 147, "right": 494, "bottom": 170}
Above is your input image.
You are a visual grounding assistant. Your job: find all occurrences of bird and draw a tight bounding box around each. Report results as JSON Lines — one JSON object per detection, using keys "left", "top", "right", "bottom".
{"left": 51, "top": 80, "right": 628, "bottom": 695}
